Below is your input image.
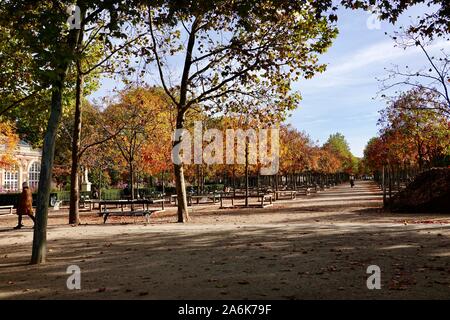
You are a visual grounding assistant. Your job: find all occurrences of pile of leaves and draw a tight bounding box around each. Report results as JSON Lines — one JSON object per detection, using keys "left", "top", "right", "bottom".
{"left": 388, "top": 168, "right": 450, "bottom": 213}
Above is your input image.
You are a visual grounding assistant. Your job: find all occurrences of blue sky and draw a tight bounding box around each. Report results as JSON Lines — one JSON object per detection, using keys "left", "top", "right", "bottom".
{"left": 289, "top": 5, "right": 449, "bottom": 157}
{"left": 91, "top": 4, "right": 449, "bottom": 158}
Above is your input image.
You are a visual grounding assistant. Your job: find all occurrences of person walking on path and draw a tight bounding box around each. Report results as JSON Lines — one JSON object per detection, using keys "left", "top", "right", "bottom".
{"left": 350, "top": 175, "right": 355, "bottom": 188}
{"left": 14, "top": 182, "right": 36, "bottom": 230}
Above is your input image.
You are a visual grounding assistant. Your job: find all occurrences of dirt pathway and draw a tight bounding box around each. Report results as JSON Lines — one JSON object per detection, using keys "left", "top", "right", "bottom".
{"left": 1, "top": 181, "right": 449, "bottom": 299}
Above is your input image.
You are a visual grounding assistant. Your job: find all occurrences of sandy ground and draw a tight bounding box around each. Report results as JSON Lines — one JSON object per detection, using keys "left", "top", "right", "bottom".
{"left": 0, "top": 181, "right": 449, "bottom": 300}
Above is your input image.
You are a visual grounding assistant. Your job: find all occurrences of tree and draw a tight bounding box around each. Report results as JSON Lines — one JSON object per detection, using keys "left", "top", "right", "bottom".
{"left": 140, "top": 96, "right": 175, "bottom": 195}
{"left": 3, "top": 1, "right": 82, "bottom": 265}
{"left": 379, "top": 32, "right": 449, "bottom": 116}
{"left": 323, "top": 133, "right": 358, "bottom": 173}
{"left": 1, "top": 0, "right": 143, "bottom": 264}
{"left": 363, "top": 137, "right": 387, "bottom": 172}
{"left": 378, "top": 89, "right": 450, "bottom": 168}
{"left": 0, "top": 19, "right": 45, "bottom": 117}
{"left": 0, "top": 120, "right": 19, "bottom": 168}
{"left": 280, "top": 125, "right": 315, "bottom": 175}
{"left": 59, "top": 100, "right": 124, "bottom": 224}
{"left": 145, "top": 0, "right": 338, "bottom": 222}
{"left": 105, "top": 86, "right": 173, "bottom": 201}
{"left": 317, "top": 146, "right": 343, "bottom": 174}
{"left": 68, "top": 9, "right": 150, "bottom": 225}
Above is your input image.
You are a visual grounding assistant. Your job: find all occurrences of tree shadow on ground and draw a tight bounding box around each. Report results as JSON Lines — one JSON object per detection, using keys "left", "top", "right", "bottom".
{"left": 0, "top": 222, "right": 449, "bottom": 300}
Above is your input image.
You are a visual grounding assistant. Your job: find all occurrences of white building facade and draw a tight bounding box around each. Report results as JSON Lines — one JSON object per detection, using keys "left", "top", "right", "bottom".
{"left": 0, "top": 141, "right": 42, "bottom": 193}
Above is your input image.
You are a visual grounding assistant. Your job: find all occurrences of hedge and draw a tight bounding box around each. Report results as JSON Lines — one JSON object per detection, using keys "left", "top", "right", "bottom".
{"left": 0, "top": 184, "right": 226, "bottom": 207}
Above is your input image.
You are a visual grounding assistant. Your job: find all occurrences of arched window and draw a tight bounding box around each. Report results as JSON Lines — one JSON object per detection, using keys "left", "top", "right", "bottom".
{"left": 29, "top": 162, "right": 41, "bottom": 190}
{"left": 4, "top": 165, "right": 18, "bottom": 192}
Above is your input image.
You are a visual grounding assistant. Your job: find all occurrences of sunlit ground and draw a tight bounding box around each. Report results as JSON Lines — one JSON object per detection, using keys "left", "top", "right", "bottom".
{"left": 1, "top": 181, "right": 449, "bottom": 299}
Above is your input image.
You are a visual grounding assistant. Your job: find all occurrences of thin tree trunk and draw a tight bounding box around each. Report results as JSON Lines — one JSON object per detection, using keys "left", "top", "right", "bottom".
{"left": 245, "top": 140, "right": 249, "bottom": 207}
{"left": 196, "top": 164, "right": 200, "bottom": 195}
{"left": 30, "top": 80, "right": 66, "bottom": 265}
{"left": 388, "top": 166, "right": 392, "bottom": 199}
{"left": 30, "top": 13, "right": 82, "bottom": 263}
{"left": 161, "top": 170, "right": 165, "bottom": 195}
{"left": 130, "top": 162, "right": 135, "bottom": 200}
{"left": 99, "top": 169, "right": 102, "bottom": 200}
{"left": 174, "top": 163, "right": 189, "bottom": 222}
{"left": 201, "top": 165, "right": 204, "bottom": 194}
{"left": 257, "top": 171, "right": 260, "bottom": 195}
{"left": 69, "top": 60, "right": 84, "bottom": 225}
{"left": 174, "top": 112, "right": 189, "bottom": 222}
{"left": 130, "top": 162, "right": 135, "bottom": 210}
{"left": 232, "top": 169, "right": 236, "bottom": 197}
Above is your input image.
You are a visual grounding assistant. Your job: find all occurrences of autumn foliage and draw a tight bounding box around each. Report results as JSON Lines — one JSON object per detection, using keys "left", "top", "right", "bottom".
{"left": 364, "top": 89, "right": 450, "bottom": 172}
{"left": 280, "top": 125, "right": 356, "bottom": 175}
{"left": 0, "top": 120, "right": 19, "bottom": 168}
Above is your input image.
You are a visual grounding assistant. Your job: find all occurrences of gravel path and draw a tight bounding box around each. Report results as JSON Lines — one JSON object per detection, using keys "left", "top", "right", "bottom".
{"left": 1, "top": 181, "right": 449, "bottom": 299}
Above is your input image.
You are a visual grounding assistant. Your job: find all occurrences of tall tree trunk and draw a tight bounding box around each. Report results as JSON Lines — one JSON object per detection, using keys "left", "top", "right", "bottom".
{"left": 99, "top": 169, "right": 102, "bottom": 200}
{"left": 201, "top": 165, "right": 204, "bottom": 194}
{"left": 256, "top": 171, "right": 260, "bottom": 195}
{"left": 69, "top": 60, "right": 84, "bottom": 225}
{"left": 130, "top": 162, "right": 135, "bottom": 211}
{"left": 196, "top": 164, "right": 200, "bottom": 195}
{"left": 245, "top": 140, "right": 249, "bottom": 207}
{"left": 130, "top": 162, "right": 135, "bottom": 200}
{"left": 174, "top": 163, "right": 189, "bottom": 222}
{"left": 294, "top": 172, "right": 297, "bottom": 189}
{"left": 30, "top": 80, "right": 66, "bottom": 265}
{"left": 174, "top": 112, "right": 189, "bottom": 222}
{"left": 161, "top": 171, "right": 165, "bottom": 195}
{"left": 232, "top": 169, "right": 236, "bottom": 197}
{"left": 30, "top": 17, "right": 81, "bottom": 263}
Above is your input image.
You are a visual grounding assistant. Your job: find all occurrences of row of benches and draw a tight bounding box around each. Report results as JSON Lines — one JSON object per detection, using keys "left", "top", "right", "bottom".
{"left": 97, "top": 189, "right": 305, "bottom": 222}
{"left": 80, "top": 185, "right": 328, "bottom": 212}
{"left": 1, "top": 184, "right": 336, "bottom": 223}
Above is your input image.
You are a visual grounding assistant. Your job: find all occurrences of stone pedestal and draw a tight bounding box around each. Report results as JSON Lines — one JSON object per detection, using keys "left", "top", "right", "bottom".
{"left": 81, "top": 182, "right": 92, "bottom": 192}
{"left": 81, "top": 168, "right": 92, "bottom": 192}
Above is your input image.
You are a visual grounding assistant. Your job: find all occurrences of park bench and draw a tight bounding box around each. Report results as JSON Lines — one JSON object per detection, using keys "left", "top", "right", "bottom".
{"left": 101, "top": 208, "right": 154, "bottom": 224}
{"left": 296, "top": 187, "right": 311, "bottom": 196}
{"left": 80, "top": 195, "right": 90, "bottom": 208}
{"left": 220, "top": 194, "right": 273, "bottom": 208}
{"left": 169, "top": 194, "right": 179, "bottom": 205}
{"left": 0, "top": 205, "right": 14, "bottom": 216}
{"left": 97, "top": 198, "right": 165, "bottom": 213}
{"left": 169, "top": 193, "right": 221, "bottom": 206}
{"left": 273, "top": 190, "right": 297, "bottom": 200}
{"left": 99, "top": 199, "right": 165, "bottom": 223}
{"left": 188, "top": 194, "right": 220, "bottom": 205}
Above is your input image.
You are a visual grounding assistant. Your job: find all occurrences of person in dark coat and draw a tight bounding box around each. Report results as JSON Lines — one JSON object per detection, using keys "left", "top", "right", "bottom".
{"left": 350, "top": 175, "right": 355, "bottom": 188}
{"left": 14, "top": 182, "right": 36, "bottom": 230}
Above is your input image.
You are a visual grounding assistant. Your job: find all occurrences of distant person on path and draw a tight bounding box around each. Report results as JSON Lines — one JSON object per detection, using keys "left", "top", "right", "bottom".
{"left": 350, "top": 176, "right": 355, "bottom": 188}
{"left": 123, "top": 184, "right": 131, "bottom": 199}
{"left": 14, "top": 182, "right": 36, "bottom": 230}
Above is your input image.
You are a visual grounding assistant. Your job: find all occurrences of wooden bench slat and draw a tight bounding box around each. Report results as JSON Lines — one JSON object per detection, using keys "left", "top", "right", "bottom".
{"left": 0, "top": 205, "right": 14, "bottom": 216}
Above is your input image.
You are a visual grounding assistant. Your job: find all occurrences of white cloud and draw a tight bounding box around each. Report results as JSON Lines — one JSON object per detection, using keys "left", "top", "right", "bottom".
{"left": 328, "top": 39, "right": 450, "bottom": 75}
{"left": 299, "top": 39, "right": 450, "bottom": 91}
